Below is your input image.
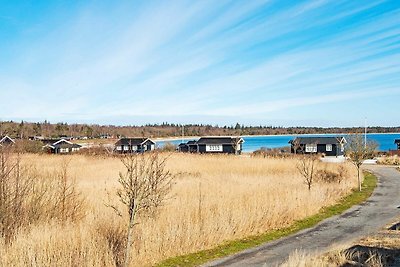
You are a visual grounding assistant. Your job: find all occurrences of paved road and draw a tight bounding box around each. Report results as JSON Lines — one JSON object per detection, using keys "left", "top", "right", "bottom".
{"left": 203, "top": 165, "right": 400, "bottom": 267}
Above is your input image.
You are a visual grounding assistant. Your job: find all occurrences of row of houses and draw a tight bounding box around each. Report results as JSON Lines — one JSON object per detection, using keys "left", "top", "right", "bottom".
{"left": 0, "top": 135, "right": 82, "bottom": 154}
{"left": 2, "top": 134, "right": 400, "bottom": 156}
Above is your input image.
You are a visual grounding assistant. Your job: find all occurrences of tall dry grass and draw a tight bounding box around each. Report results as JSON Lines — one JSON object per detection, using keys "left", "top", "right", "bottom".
{"left": 0, "top": 153, "right": 357, "bottom": 266}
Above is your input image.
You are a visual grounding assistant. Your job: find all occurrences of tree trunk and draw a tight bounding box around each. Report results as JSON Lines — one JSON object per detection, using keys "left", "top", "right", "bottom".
{"left": 124, "top": 203, "right": 136, "bottom": 267}
{"left": 357, "top": 168, "right": 361, "bottom": 192}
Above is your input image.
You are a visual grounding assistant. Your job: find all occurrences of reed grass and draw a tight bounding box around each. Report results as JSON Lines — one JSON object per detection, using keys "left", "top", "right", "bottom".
{"left": 0, "top": 153, "right": 358, "bottom": 266}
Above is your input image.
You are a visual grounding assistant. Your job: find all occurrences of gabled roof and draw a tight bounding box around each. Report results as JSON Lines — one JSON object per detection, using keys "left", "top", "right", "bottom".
{"left": 0, "top": 135, "right": 15, "bottom": 144}
{"left": 395, "top": 139, "right": 400, "bottom": 144}
{"left": 115, "top": 138, "right": 155, "bottom": 146}
{"left": 41, "top": 138, "right": 81, "bottom": 149}
{"left": 289, "top": 136, "right": 346, "bottom": 145}
{"left": 53, "top": 143, "right": 81, "bottom": 149}
{"left": 196, "top": 136, "right": 244, "bottom": 145}
{"left": 178, "top": 140, "right": 197, "bottom": 147}
{"left": 41, "top": 139, "right": 60, "bottom": 145}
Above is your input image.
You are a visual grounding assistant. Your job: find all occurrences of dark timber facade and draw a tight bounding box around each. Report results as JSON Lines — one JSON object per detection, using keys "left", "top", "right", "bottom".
{"left": 114, "top": 138, "right": 156, "bottom": 153}
{"left": 42, "top": 139, "right": 82, "bottom": 154}
{"left": 178, "top": 137, "right": 244, "bottom": 154}
{"left": 289, "top": 136, "right": 346, "bottom": 156}
{"left": 395, "top": 139, "right": 400, "bottom": 150}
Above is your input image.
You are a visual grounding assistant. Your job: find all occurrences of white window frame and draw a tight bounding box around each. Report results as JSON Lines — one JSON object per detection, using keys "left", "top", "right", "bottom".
{"left": 206, "top": 144, "right": 223, "bottom": 152}
{"left": 60, "top": 148, "right": 69, "bottom": 153}
{"left": 326, "top": 144, "right": 332, "bottom": 152}
{"left": 305, "top": 144, "right": 317, "bottom": 153}
{"left": 116, "top": 146, "right": 122, "bottom": 151}
{"left": 131, "top": 145, "right": 137, "bottom": 151}
{"left": 123, "top": 146, "right": 129, "bottom": 151}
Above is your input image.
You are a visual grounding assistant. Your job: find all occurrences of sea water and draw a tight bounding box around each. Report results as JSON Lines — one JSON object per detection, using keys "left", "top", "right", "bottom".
{"left": 157, "top": 133, "right": 400, "bottom": 152}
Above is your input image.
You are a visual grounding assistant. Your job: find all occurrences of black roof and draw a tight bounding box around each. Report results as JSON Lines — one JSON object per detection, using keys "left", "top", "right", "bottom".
{"left": 115, "top": 138, "right": 155, "bottom": 146}
{"left": 395, "top": 139, "right": 400, "bottom": 144}
{"left": 289, "top": 136, "right": 346, "bottom": 145}
{"left": 42, "top": 139, "right": 81, "bottom": 148}
{"left": 0, "top": 135, "right": 15, "bottom": 144}
{"left": 41, "top": 139, "right": 60, "bottom": 145}
{"left": 196, "top": 137, "right": 244, "bottom": 145}
{"left": 178, "top": 140, "right": 197, "bottom": 147}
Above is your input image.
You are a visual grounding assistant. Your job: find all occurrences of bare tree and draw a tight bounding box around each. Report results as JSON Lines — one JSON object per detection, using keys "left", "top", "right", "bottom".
{"left": 290, "top": 138, "right": 302, "bottom": 155}
{"left": 297, "top": 154, "right": 318, "bottom": 191}
{"left": 345, "top": 134, "right": 377, "bottom": 191}
{"left": 111, "top": 152, "right": 174, "bottom": 267}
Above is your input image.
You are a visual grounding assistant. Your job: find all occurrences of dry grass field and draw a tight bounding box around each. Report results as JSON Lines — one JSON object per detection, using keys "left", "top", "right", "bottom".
{"left": 0, "top": 153, "right": 358, "bottom": 266}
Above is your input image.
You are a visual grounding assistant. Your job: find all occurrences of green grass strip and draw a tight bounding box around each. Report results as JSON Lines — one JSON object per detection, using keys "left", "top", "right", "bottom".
{"left": 157, "top": 172, "right": 377, "bottom": 267}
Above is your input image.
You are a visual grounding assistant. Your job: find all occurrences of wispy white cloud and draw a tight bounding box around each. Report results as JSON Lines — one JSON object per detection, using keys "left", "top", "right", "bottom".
{"left": 0, "top": 0, "right": 399, "bottom": 126}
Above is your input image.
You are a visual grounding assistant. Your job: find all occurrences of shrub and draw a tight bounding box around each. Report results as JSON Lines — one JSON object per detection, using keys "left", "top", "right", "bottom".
{"left": 97, "top": 221, "right": 127, "bottom": 267}
{"left": 0, "top": 147, "right": 85, "bottom": 244}
{"left": 14, "top": 140, "right": 43, "bottom": 153}
{"left": 77, "top": 146, "right": 113, "bottom": 157}
{"left": 252, "top": 147, "right": 290, "bottom": 158}
{"left": 315, "top": 169, "right": 342, "bottom": 183}
{"left": 377, "top": 155, "right": 400, "bottom": 165}
{"left": 159, "top": 142, "right": 177, "bottom": 152}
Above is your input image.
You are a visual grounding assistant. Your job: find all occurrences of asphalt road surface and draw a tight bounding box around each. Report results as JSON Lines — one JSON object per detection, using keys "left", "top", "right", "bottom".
{"left": 203, "top": 165, "right": 400, "bottom": 267}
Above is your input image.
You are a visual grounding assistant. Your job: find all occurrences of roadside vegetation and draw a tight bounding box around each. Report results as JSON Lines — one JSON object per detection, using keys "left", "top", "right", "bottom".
{"left": 377, "top": 155, "right": 400, "bottom": 165}
{"left": 0, "top": 152, "right": 361, "bottom": 266}
{"left": 281, "top": 216, "right": 400, "bottom": 267}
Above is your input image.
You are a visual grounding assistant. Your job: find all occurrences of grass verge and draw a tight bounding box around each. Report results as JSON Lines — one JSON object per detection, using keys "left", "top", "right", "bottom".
{"left": 157, "top": 172, "right": 377, "bottom": 267}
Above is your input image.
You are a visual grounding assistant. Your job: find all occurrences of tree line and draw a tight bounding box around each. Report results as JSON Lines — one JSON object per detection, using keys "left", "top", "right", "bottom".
{"left": 1, "top": 120, "right": 399, "bottom": 139}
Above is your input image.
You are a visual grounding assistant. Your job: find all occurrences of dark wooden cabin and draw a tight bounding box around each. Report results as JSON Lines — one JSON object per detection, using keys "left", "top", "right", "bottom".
{"left": 178, "top": 140, "right": 198, "bottom": 152}
{"left": 395, "top": 139, "right": 400, "bottom": 150}
{"left": 42, "top": 139, "right": 82, "bottom": 154}
{"left": 114, "top": 138, "right": 156, "bottom": 153}
{"left": 289, "top": 136, "right": 346, "bottom": 156}
{"left": 179, "top": 137, "right": 244, "bottom": 154}
{"left": 0, "top": 135, "right": 15, "bottom": 146}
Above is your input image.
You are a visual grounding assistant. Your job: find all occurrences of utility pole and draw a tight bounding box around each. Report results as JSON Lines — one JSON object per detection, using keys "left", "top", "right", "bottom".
{"left": 364, "top": 117, "right": 367, "bottom": 149}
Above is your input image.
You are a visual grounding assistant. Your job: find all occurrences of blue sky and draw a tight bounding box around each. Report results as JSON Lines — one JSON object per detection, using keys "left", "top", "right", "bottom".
{"left": 1, "top": 0, "right": 399, "bottom": 127}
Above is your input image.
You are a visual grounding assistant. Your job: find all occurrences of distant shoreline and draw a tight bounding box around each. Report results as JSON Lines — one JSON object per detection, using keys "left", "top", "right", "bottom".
{"left": 155, "top": 132, "right": 400, "bottom": 142}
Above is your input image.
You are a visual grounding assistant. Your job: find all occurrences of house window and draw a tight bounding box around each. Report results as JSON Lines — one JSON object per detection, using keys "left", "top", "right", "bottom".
{"left": 123, "top": 146, "right": 129, "bottom": 151}
{"left": 305, "top": 144, "right": 317, "bottom": 153}
{"left": 326, "top": 144, "right": 332, "bottom": 152}
{"left": 206, "top": 145, "right": 223, "bottom": 152}
{"left": 131, "top": 145, "right": 137, "bottom": 151}
{"left": 150, "top": 144, "right": 155, "bottom": 150}
{"left": 116, "top": 146, "right": 122, "bottom": 151}
{"left": 72, "top": 148, "right": 79, "bottom": 152}
{"left": 60, "top": 148, "right": 69, "bottom": 153}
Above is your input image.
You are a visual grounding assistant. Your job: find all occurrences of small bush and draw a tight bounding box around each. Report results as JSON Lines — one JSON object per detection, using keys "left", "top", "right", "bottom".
{"left": 77, "top": 146, "right": 113, "bottom": 157}
{"left": 315, "top": 169, "right": 342, "bottom": 183}
{"left": 252, "top": 147, "right": 290, "bottom": 158}
{"left": 0, "top": 147, "right": 85, "bottom": 244}
{"left": 97, "top": 221, "right": 127, "bottom": 267}
{"left": 159, "top": 142, "right": 177, "bottom": 152}
{"left": 15, "top": 140, "right": 43, "bottom": 153}
{"left": 377, "top": 155, "right": 400, "bottom": 165}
